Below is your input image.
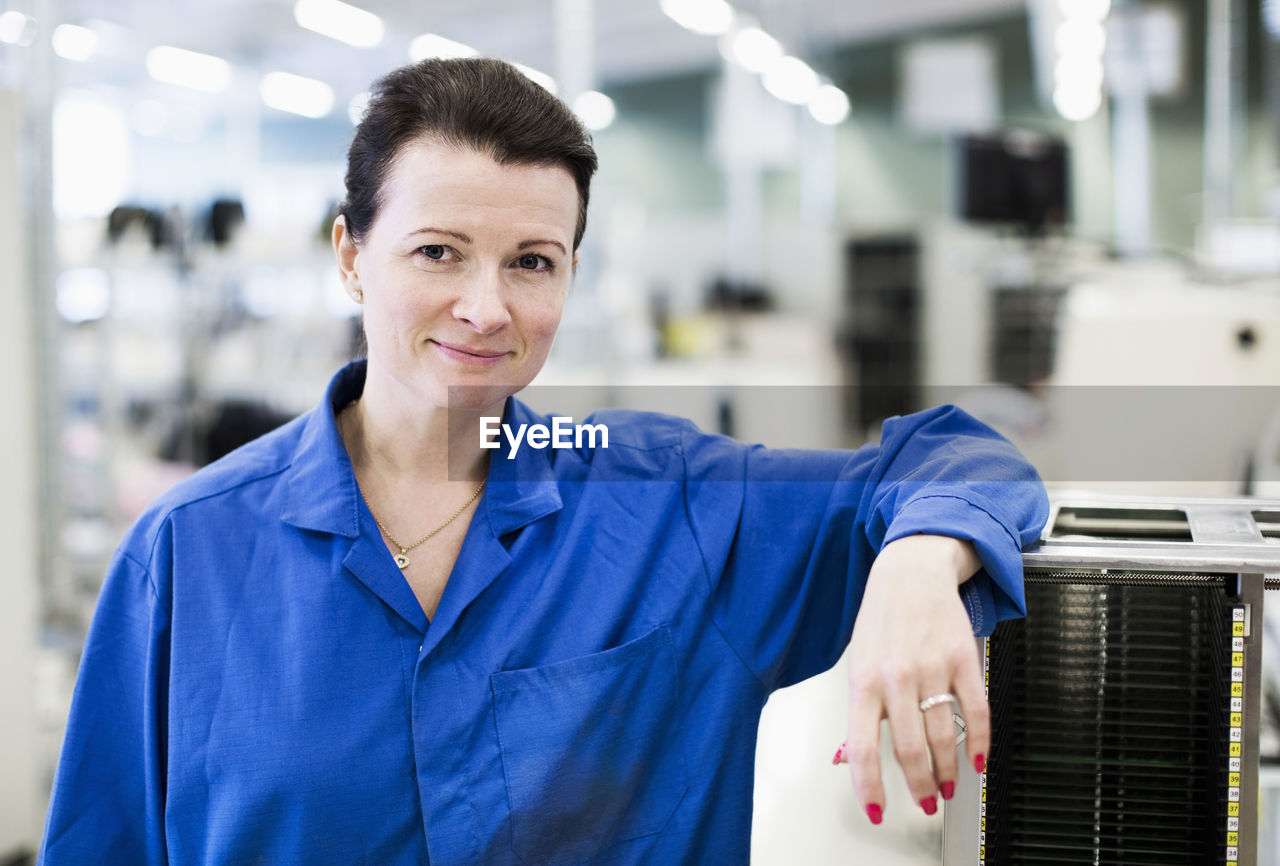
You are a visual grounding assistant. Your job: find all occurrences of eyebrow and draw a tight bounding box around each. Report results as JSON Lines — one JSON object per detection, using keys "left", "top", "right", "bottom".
{"left": 517, "top": 238, "right": 568, "bottom": 255}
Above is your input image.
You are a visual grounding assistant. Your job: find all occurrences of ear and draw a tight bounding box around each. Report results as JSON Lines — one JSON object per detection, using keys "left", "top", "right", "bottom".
{"left": 572, "top": 250, "right": 580, "bottom": 274}
{"left": 332, "top": 215, "right": 362, "bottom": 299}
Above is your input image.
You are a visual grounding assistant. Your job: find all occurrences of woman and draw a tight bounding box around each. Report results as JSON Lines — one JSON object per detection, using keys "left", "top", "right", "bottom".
{"left": 40, "top": 58, "right": 1047, "bottom": 864}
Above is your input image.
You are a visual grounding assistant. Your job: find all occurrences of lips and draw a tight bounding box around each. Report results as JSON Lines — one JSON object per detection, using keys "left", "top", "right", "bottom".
{"left": 431, "top": 339, "right": 509, "bottom": 367}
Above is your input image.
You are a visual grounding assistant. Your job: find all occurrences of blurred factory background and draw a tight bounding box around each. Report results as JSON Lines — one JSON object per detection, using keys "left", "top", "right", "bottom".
{"left": 4, "top": 0, "right": 1280, "bottom": 862}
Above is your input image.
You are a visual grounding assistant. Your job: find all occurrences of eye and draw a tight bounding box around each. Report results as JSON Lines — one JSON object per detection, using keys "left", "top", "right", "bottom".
{"left": 517, "top": 253, "right": 552, "bottom": 271}
{"left": 419, "top": 244, "right": 447, "bottom": 260}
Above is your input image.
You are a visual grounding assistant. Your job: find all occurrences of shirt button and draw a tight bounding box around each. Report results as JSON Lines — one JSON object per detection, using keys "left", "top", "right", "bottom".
{"left": 418, "top": 644, "right": 423, "bottom": 652}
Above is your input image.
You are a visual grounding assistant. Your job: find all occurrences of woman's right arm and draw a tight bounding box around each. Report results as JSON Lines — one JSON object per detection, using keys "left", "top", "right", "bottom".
{"left": 39, "top": 547, "right": 170, "bottom": 865}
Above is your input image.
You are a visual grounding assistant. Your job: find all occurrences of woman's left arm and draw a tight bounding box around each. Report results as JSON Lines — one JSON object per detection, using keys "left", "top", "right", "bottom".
{"left": 832, "top": 405, "right": 1050, "bottom": 821}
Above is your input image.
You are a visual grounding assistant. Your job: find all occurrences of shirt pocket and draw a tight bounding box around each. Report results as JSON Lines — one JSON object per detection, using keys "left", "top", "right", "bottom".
{"left": 490, "top": 624, "right": 688, "bottom": 865}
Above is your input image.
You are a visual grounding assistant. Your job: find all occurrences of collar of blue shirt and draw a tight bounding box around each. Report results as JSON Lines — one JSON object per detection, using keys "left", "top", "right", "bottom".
{"left": 280, "top": 359, "right": 562, "bottom": 542}
{"left": 277, "top": 361, "right": 564, "bottom": 638}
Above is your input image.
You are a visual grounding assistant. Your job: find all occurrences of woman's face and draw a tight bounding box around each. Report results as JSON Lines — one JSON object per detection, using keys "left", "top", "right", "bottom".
{"left": 336, "top": 137, "right": 579, "bottom": 413}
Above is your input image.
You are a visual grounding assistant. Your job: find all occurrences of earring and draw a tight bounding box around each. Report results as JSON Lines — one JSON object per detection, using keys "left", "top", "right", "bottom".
{"left": 353, "top": 289, "right": 363, "bottom": 302}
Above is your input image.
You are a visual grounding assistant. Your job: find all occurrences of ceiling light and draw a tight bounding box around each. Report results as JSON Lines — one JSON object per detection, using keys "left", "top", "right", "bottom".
{"left": 512, "top": 62, "right": 557, "bottom": 94}
{"left": 146, "top": 45, "right": 232, "bottom": 93}
{"left": 807, "top": 84, "right": 850, "bottom": 125}
{"left": 1055, "top": 19, "right": 1106, "bottom": 58}
{"left": 0, "top": 12, "right": 36, "bottom": 46}
{"left": 293, "top": 0, "right": 383, "bottom": 48}
{"left": 721, "top": 26, "right": 781, "bottom": 73}
{"left": 761, "top": 56, "right": 819, "bottom": 105}
{"left": 573, "top": 90, "right": 616, "bottom": 131}
{"left": 1058, "top": 0, "right": 1111, "bottom": 22}
{"left": 52, "top": 24, "right": 97, "bottom": 61}
{"left": 660, "top": 0, "right": 735, "bottom": 36}
{"left": 1267, "top": 0, "right": 1280, "bottom": 38}
{"left": 409, "top": 33, "right": 479, "bottom": 62}
{"left": 1054, "top": 54, "right": 1104, "bottom": 90}
{"left": 348, "top": 91, "right": 370, "bottom": 125}
{"left": 56, "top": 268, "right": 111, "bottom": 324}
{"left": 259, "top": 71, "right": 334, "bottom": 118}
{"left": 1053, "top": 82, "right": 1102, "bottom": 121}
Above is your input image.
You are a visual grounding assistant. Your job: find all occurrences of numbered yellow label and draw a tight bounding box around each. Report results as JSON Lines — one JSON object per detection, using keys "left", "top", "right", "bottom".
{"left": 1229, "top": 802, "right": 1240, "bottom": 816}
{"left": 1228, "top": 831, "right": 1239, "bottom": 845}
{"left": 1230, "top": 743, "right": 1242, "bottom": 757}
{"left": 1230, "top": 713, "right": 1242, "bottom": 727}
{"left": 1232, "top": 683, "right": 1244, "bottom": 697}
{"left": 982, "top": 789, "right": 987, "bottom": 802}
{"left": 1234, "top": 622, "right": 1245, "bottom": 636}
{"left": 980, "top": 817, "right": 986, "bottom": 831}
{"left": 1229, "top": 773, "right": 1240, "bottom": 786}
{"left": 1232, "top": 652, "right": 1244, "bottom": 666}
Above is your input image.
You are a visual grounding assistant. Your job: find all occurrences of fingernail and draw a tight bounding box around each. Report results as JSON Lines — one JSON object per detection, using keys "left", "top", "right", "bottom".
{"left": 919, "top": 796, "right": 937, "bottom": 816}
{"left": 974, "top": 753, "right": 985, "bottom": 774}
{"left": 866, "top": 804, "right": 883, "bottom": 825}
{"left": 940, "top": 781, "right": 955, "bottom": 800}
{"left": 831, "top": 742, "right": 846, "bottom": 765}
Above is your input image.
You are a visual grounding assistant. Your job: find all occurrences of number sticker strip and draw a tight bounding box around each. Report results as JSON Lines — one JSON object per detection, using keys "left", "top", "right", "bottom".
{"left": 1225, "top": 606, "right": 1245, "bottom": 866}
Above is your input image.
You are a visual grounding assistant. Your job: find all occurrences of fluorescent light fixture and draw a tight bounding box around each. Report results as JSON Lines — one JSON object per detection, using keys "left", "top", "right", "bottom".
{"left": 660, "top": 0, "right": 735, "bottom": 36}
{"left": 1054, "top": 54, "right": 1104, "bottom": 90}
{"left": 721, "top": 26, "right": 781, "bottom": 73}
{"left": 146, "top": 45, "right": 232, "bottom": 93}
{"left": 348, "top": 91, "right": 370, "bottom": 125}
{"left": 52, "top": 24, "right": 97, "bottom": 61}
{"left": 293, "top": 0, "right": 383, "bottom": 48}
{"left": 573, "top": 90, "right": 616, "bottom": 131}
{"left": 1053, "top": 82, "right": 1102, "bottom": 120}
{"left": 409, "top": 33, "right": 479, "bottom": 61}
{"left": 0, "top": 12, "right": 35, "bottom": 46}
{"left": 512, "top": 62, "right": 557, "bottom": 94}
{"left": 1055, "top": 19, "right": 1105, "bottom": 58}
{"left": 761, "top": 55, "right": 819, "bottom": 105}
{"left": 1058, "top": 0, "right": 1110, "bottom": 22}
{"left": 1267, "top": 0, "right": 1280, "bottom": 38}
{"left": 260, "top": 71, "right": 335, "bottom": 118}
{"left": 56, "top": 268, "right": 111, "bottom": 323}
{"left": 807, "top": 84, "right": 850, "bottom": 125}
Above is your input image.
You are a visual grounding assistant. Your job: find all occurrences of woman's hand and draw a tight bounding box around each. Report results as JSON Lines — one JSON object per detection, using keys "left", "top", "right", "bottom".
{"left": 834, "top": 534, "right": 987, "bottom": 824}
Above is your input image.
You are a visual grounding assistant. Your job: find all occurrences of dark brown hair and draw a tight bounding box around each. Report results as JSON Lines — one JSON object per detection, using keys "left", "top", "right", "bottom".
{"left": 341, "top": 58, "right": 598, "bottom": 250}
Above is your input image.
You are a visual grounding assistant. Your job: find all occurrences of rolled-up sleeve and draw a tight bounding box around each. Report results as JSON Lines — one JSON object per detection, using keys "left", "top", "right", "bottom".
{"left": 683, "top": 404, "right": 1048, "bottom": 693}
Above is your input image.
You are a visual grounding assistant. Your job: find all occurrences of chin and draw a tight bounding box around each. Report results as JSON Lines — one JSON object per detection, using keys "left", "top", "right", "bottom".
{"left": 441, "top": 382, "right": 518, "bottom": 415}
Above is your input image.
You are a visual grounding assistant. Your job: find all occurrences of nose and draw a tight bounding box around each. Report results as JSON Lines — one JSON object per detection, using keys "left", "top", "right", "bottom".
{"left": 452, "top": 267, "right": 512, "bottom": 334}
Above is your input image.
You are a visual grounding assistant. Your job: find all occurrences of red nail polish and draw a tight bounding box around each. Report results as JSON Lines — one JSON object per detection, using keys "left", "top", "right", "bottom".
{"left": 920, "top": 796, "right": 938, "bottom": 816}
{"left": 974, "top": 754, "right": 986, "bottom": 774}
{"left": 940, "top": 781, "right": 955, "bottom": 800}
{"left": 866, "top": 804, "right": 883, "bottom": 825}
{"left": 831, "top": 743, "right": 845, "bottom": 765}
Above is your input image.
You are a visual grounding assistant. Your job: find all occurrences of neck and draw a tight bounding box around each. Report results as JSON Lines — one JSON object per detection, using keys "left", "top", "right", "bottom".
{"left": 341, "top": 368, "right": 495, "bottom": 488}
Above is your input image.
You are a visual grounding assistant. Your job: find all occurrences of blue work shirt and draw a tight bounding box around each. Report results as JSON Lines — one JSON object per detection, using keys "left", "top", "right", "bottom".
{"left": 41, "top": 360, "right": 1048, "bottom": 865}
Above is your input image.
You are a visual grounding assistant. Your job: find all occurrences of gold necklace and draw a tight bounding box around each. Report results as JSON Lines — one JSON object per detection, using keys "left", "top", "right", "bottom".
{"left": 360, "top": 480, "right": 485, "bottom": 569}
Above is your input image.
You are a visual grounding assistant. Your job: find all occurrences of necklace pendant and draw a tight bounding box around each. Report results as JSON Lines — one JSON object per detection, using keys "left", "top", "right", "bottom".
{"left": 394, "top": 553, "right": 410, "bottom": 569}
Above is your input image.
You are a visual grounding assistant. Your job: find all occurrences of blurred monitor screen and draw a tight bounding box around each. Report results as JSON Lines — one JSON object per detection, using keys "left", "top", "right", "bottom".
{"left": 958, "top": 132, "right": 1069, "bottom": 233}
